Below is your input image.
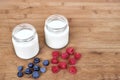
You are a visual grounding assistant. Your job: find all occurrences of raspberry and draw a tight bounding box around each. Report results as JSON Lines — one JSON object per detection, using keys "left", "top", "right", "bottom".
{"left": 51, "top": 66, "right": 60, "bottom": 73}
{"left": 61, "top": 52, "right": 69, "bottom": 59}
{"left": 58, "top": 62, "right": 67, "bottom": 69}
{"left": 51, "top": 58, "right": 59, "bottom": 64}
{"left": 74, "top": 53, "right": 81, "bottom": 60}
{"left": 52, "top": 51, "right": 60, "bottom": 58}
{"left": 66, "top": 47, "right": 74, "bottom": 55}
{"left": 69, "top": 58, "right": 76, "bottom": 65}
{"left": 69, "top": 66, "right": 77, "bottom": 74}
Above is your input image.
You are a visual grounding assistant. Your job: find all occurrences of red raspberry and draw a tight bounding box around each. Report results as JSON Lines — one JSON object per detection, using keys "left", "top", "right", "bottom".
{"left": 61, "top": 52, "right": 69, "bottom": 59}
{"left": 51, "top": 66, "right": 60, "bottom": 73}
{"left": 69, "top": 58, "right": 76, "bottom": 65}
{"left": 58, "top": 62, "right": 67, "bottom": 69}
{"left": 66, "top": 47, "right": 74, "bottom": 55}
{"left": 69, "top": 66, "right": 77, "bottom": 74}
{"left": 74, "top": 53, "right": 82, "bottom": 60}
{"left": 52, "top": 51, "right": 60, "bottom": 58}
{"left": 51, "top": 58, "right": 59, "bottom": 64}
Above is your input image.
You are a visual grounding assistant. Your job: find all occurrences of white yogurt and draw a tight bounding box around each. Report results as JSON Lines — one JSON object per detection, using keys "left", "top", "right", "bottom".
{"left": 44, "top": 14, "right": 69, "bottom": 49}
{"left": 48, "top": 20, "right": 66, "bottom": 29}
{"left": 14, "top": 29, "right": 33, "bottom": 40}
{"left": 12, "top": 23, "right": 39, "bottom": 59}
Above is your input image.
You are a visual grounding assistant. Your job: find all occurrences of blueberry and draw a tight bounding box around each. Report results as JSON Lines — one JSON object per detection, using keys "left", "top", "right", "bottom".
{"left": 34, "top": 58, "right": 40, "bottom": 64}
{"left": 40, "top": 67, "right": 46, "bottom": 73}
{"left": 32, "top": 71, "right": 40, "bottom": 79}
{"left": 17, "top": 66, "right": 23, "bottom": 71}
{"left": 25, "top": 68, "right": 32, "bottom": 74}
{"left": 17, "top": 71, "right": 23, "bottom": 77}
{"left": 28, "top": 63, "right": 34, "bottom": 68}
{"left": 33, "top": 65, "right": 40, "bottom": 71}
{"left": 43, "top": 60, "right": 49, "bottom": 66}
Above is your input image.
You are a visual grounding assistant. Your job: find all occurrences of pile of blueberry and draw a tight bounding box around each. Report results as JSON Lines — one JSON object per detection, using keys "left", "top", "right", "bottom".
{"left": 17, "top": 57, "right": 49, "bottom": 79}
{"left": 51, "top": 47, "right": 82, "bottom": 74}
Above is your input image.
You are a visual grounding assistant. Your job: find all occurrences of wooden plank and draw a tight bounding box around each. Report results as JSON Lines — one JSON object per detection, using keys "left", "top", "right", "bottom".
{"left": 0, "top": 0, "right": 120, "bottom": 80}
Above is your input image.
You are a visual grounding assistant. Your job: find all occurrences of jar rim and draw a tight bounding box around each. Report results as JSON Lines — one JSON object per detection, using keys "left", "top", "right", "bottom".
{"left": 12, "top": 23, "right": 36, "bottom": 42}
{"left": 45, "top": 14, "right": 68, "bottom": 32}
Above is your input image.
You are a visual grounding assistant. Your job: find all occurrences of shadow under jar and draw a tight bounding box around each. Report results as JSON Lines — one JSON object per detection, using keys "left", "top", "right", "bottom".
{"left": 44, "top": 14, "right": 69, "bottom": 49}
{"left": 12, "top": 23, "right": 39, "bottom": 59}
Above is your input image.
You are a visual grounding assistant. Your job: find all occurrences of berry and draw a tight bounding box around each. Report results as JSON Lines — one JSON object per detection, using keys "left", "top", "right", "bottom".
{"left": 51, "top": 66, "right": 60, "bottom": 73}
{"left": 74, "top": 53, "right": 81, "bottom": 60}
{"left": 34, "top": 58, "right": 40, "bottom": 64}
{"left": 33, "top": 65, "right": 40, "bottom": 71}
{"left": 40, "top": 67, "right": 46, "bottom": 73}
{"left": 43, "top": 60, "right": 49, "bottom": 66}
{"left": 28, "top": 63, "right": 34, "bottom": 68}
{"left": 25, "top": 68, "right": 32, "bottom": 74}
{"left": 66, "top": 47, "right": 74, "bottom": 55}
{"left": 17, "top": 66, "right": 23, "bottom": 71}
{"left": 52, "top": 51, "right": 60, "bottom": 58}
{"left": 58, "top": 62, "right": 67, "bottom": 69}
{"left": 61, "top": 52, "right": 69, "bottom": 59}
{"left": 32, "top": 71, "right": 40, "bottom": 79}
{"left": 51, "top": 58, "right": 59, "bottom": 64}
{"left": 69, "top": 66, "right": 77, "bottom": 74}
{"left": 17, "top": 71, "right": 23, "bottom": 77}
{"left": 69, "top": 58, "right": 76, "bottom": 65}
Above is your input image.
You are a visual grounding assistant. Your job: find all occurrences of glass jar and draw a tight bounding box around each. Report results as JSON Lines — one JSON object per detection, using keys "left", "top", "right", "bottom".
{"left": 12, "top": 23, "right": 39, "bottom": 59}
{"left": 44, "top": 14, "right": 69, "bottom": 49}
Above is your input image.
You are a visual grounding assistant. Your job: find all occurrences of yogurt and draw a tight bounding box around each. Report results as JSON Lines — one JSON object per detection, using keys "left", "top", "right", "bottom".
{"left": 12, "top": 23, "right": 39, "bottom": 59}
{"left": 44, "top": 14, "right": 69, "bottom": 49}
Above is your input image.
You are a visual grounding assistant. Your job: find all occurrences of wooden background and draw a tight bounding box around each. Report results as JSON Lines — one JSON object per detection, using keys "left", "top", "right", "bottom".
{"left": 0, "top": 0, "right": 120, "bottom": 80}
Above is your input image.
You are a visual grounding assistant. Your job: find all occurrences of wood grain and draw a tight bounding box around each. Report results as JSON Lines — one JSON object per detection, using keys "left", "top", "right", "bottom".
{"left": 0, "top": 0, "right": 120, "bottom": 80}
